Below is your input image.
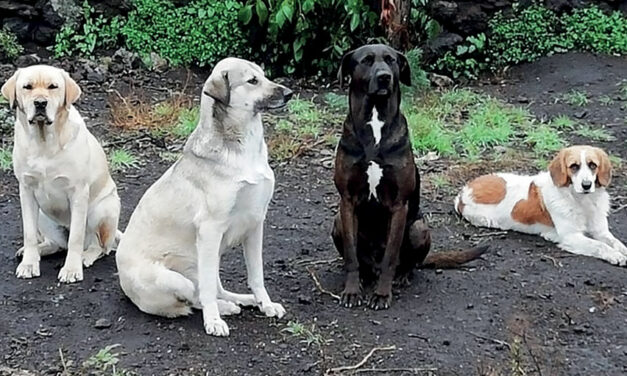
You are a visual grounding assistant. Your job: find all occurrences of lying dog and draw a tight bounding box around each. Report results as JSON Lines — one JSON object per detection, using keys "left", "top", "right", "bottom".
{"left": 333, "top": 44, "right": 487, "bottom": 310}
{"left": 2, "top": 65, "right": 121, "bottom": 283}
{"left": 455, "top": 145, "right": 627, "bottom": 266}
{"left": 116, "top": 58, "right": 292, "bottom": 336}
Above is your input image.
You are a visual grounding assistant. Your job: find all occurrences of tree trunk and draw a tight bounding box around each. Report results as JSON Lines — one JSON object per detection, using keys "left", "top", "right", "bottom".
{"left": 381, "top": 0, "right": 411, "bottom": 50}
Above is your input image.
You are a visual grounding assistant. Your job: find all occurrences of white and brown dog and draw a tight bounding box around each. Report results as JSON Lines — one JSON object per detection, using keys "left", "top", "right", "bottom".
{"left": 2, "top": 65, "right": 121, "bottom": 282}
{"left": 455, "top": 145, "right": 627, "bottom": 266}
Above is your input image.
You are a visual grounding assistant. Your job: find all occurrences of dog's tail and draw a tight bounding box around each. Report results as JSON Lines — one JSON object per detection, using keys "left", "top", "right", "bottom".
{"left": 419, "top": 245, "right": 488, "bottom": 269}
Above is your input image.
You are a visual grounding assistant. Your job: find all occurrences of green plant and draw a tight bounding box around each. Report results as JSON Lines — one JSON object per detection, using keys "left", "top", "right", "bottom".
{"left": 562, "top": 90, "right": 588, "bottom": 106}
{"left": 172, "top": 107, "right": 200, "bottom": 137}
{"left": 54, "top": 1, "right": 123, "bottom": 57}
{"left": 550, "top": 115, "right": 575, "bottom": 129}
{"left": 562, "top": 6, "right": 627, "bottom": 54}
{"left": 238, "top": 0, "right": 377, "bottom": 75}
{"left": 433, "top": 33, "right": 487, "bottom": 79}
{"left": 323, "top": 92, "right": 348, "bottom": 112}
{"left": 404, "top": 48, "right": 430, "bottom": 93}
{"left": 598, "top": 95, "right": 614, "bottom": 106}
{"left": 525, "top": 123, "right": 565, "bottom": 155}
{"left": 574, "top": 125, "right": 615, "bottom": 141}
{"left": 123, "top": 0, "right": 245, "bottom": 67}
{"left": 488, "top": 5, "right": 561, "bottom": 67}
{"left": 0, "top": 27, "right": 23, "bottom": 61}
{"left": 282, "top": 320, "right": 325, "bottom": 347}
{"left": 410, "top": 0, "right": 441, "bottom": 43}
{"left": 109, "top": 149, "right": 140, "bottom": 171}
{"left": 0, "top": 147, "right": 12, "bottom": 171}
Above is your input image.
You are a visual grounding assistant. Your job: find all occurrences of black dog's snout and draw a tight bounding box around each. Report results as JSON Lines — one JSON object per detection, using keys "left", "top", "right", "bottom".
{"left": 582, "top": 180, "right": 592, "bottom": 190}
{"left": 283, "top": 88, "right": 293, "bottom": 102}
{"left": 34, "top": 99, "right": 47, "bottom": 112}
{"left": 376, "top": 71, "right": 392, "bottom": 84}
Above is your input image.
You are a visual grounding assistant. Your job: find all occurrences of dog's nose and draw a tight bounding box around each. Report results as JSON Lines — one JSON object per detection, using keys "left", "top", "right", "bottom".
{"left": 582, "top": 180, "right": 592, "bottom": 190}
{"left": 283, "top": 88, "right": 293, "bottom": 102}
{"left": 376, "top": 71, "right": 392, "bottom": 84}
{"left": 34, "top": 99, "right": 47, "bottom": 111}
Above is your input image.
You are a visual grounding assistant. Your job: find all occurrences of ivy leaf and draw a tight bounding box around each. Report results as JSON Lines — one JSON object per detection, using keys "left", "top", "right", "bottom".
{"left": 275, "top": 9, "right": 286, "bottom": 28}
{"left": 198, "top": 8, "right": 206, "bottom": 18}
{"left": 302, "top": 0, "right": 315, "bottom": 13}
{"left": 281, "top": 1, "right": 294, "bottom": 22}
{"left": 350, "top": 13, "right": 360, "bottom": 32}
{"left": 256, "top": 0, "right": 268, "bottom": 25}
{"left": 456, "top": 45, "right": 468, "bottom": 55}
{"left": 238, "top": 5, "right": 253, "bottom": 24}
{"left": 294, "top": 47, "right": 303, "bottom": 62}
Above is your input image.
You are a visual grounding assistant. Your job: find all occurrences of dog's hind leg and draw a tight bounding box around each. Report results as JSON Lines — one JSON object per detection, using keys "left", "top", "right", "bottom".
{"left": 396, "top": 218, "right": 431, "bottom": 285}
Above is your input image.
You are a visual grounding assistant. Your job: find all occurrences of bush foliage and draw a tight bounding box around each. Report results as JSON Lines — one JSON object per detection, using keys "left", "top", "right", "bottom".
{"left": 0, "top": 27, "right": 24, "bottom": 61}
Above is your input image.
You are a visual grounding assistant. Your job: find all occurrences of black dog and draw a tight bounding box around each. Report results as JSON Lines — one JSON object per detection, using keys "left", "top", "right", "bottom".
{"left": 332, "top": 44, "right": 487, "bottom": 310}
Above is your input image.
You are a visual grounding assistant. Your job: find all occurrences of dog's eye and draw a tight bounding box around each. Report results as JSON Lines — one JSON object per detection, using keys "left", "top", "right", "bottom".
{"left": 384, "top": 55, "right": 396, "bottom": 64}
{"left": 23, "top": 84, "right": 32, "bottom": 90}
{"left": 48, "top": 84, "right": 58, "bottom": 89}
{"left": 361, "top": 55, "right": 374, "bottom": 65}
{"left": 588, "top": 162, "right": 597, "bottom": 170}
{"left": 247, "top": 77, "right": 258, "bottom": 85}
{"left": 569, "top": 163, "right": 580, "bottom": 171}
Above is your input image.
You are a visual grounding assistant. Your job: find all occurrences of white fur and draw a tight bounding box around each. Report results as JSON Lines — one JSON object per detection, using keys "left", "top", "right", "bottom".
{"left": 368, "top": 108, "right": 384, "bottom": 145}
{"left": 366, "top": 162, "right": 383, "bottom": 200}
{"left": 115, "top": 58, "right": 286, "bottom": 337}
{"left": 3, "top": 65, "right": 121, "bottom": 283}
{"left": 455, "top": 169, "right": 627, "bottom": 266}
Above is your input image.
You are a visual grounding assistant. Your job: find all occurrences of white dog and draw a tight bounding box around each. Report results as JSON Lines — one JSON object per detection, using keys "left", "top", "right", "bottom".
{"left": 455, "top": 145, "right": 627, "bottom": 266}
{"left": 116, "top": 58, "right": 293, "bottom": 336}
{"left": 2, "top": 65, "right": 121, "bottom": 282}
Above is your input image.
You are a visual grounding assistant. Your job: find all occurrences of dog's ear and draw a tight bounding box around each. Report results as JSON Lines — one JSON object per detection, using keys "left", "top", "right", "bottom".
{"left": 1, "top": 70, "right": 19, "bottom": 109}
{"left": 204, "top": 71, "right": 230, "bottom": 105}
{"left": 548, "top": 149, "right": 570, "bottom": 187}
{"left": 595, "top": 148, "right": 612, "bottom": 187}
{"left": 337, "top": 50, "right": 355, "bottom": 88}
{"left": 397, "top": 51, "right": 411, "bottom": 87}
{"left": 63, "top": 72, "right": 81, "bottom": 110}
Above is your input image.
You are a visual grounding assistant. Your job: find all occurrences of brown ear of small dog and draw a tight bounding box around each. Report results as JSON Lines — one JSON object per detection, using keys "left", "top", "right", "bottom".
{"left": 63, "top": 72, "right": 81, "bottom": 110}
{"left": 203, "top": 71, "right": 230, "bottom": 105}
{"left": 420, "top": 245, "right": 489, "bottom": 269}
{"left": 548, "top": 149, "right": 570, "bottom": 187}
{"left": 594, "top": 147, "right": 612, "bottom": 187}
{"left": 1, "top": 70, "right": 19, "bottom": 109}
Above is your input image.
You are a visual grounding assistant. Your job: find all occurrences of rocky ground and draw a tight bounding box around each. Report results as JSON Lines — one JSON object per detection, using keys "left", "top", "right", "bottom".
{"left": 0, "top": 51, "right": 626, "bottom": 376}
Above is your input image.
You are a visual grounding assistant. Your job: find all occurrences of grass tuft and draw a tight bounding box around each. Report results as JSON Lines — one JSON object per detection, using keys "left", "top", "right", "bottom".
{"left": 562, "top": 90, "right": 588, "bottom": 106}
{"left": 109, "top": 149, "right": 140, "bottom": 171}
{"left": 0, "top": 146, "right": 11, "bottom": 171}
{"left": 574, "top": 125, "right": 615, "bottom": 141}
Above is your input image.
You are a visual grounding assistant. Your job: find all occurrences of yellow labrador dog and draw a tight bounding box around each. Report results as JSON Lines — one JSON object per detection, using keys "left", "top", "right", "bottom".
{"left": 2, "top": 65, "right": 121, "bottom": 283}
{"left": 116, "top": 58, "right": 292, "bottom": 336}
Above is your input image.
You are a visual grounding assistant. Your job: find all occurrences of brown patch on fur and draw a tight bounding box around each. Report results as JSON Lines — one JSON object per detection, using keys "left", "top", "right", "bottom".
{"left": 589, "top": 147, "right": 612, "bottom": 187}
{"left": 97, "top": 222, "right": 112, "bottom": 249}
{"left": 468, "top": 175, "right": 507, "bottom": 204}
{"left": 511, "top": 183, "right": 554, "bottom": 227}
{"left": 548, "top": 145, "right": 613, "bottom": 188}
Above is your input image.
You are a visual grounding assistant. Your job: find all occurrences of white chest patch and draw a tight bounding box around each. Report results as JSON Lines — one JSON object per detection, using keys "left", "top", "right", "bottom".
{"left": 366, "top": 162, "right": 383, "bottom": 200}
{"left": 368, "top": 108, "right": 384, "bottom": 145}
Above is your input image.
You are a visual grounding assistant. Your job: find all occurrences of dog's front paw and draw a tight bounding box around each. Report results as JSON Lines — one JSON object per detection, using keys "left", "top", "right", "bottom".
{"left": 16, "top": 260, "right": 40, "bottom": 279}
{"left": 340, "top": 289, "right": 363, "bottom": 308}
{"left": 204, "top": 317, "right": 230, "bottom": 336}
{"left": 218, "top": 300, "right": 242, "bottom": 316}
{"left": 58, "top": 264, "right": 83, "bottom": 283}
{"left": 606, "top": 251, "right": 627, "bottom": 267}
{"left": 368, "top": 293, "right": 392, "bottom": 310}
{"left": 261, "top": 302, "right": 286, "bottom": 318}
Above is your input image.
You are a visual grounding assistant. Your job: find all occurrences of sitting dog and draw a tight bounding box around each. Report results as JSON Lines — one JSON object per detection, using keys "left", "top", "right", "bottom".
{"left": 332, "top": 44, "right": 487, "bottom": 310}
{"left": 2, "top": 65, "right": 121, "bottom": 283}
{"left": 455, "top": 145, "right": 627, "bottom": 266}
{"left": 116, "top": 58, "right": 292, "bottom": 336}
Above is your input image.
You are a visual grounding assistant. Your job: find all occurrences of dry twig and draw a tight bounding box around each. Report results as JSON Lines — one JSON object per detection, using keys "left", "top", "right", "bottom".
{"left": 325, "top": 345, "right": 396, "bottom": 375}
{"left": 307, "top": 266, "right": 340, "bottom": 301}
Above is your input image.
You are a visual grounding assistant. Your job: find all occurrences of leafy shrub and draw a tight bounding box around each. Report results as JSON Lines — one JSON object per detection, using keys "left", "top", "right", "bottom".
{"left": 238, "top": 0, "right": 377, "bottom": 75}
{"left": 0, "top": 27, "right": 24, "bottom": 61}
{"left": 487, "top": 5, "right": 562, "bottom": 67}
{"left": 404, "top": 48, "right": 430, "bottom": 93}
{"left": 53, "top": 0, "right": 123, "bottom": 57}
{"left": 433, "top": 33, "right": 487, "bottom": 79}
{"left": 410, "top": 0, "right": 440, "bottom": 43}
{"left": 123, "top": 0, "right": 245, "bottom": 67}
{"left": 562, "top": 6, "right": 627, "bottom": 54}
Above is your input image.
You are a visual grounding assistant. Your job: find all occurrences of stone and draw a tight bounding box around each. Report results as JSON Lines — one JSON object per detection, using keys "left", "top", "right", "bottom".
{"left": 94, "top": 318, "right": 112, "bottom": 329}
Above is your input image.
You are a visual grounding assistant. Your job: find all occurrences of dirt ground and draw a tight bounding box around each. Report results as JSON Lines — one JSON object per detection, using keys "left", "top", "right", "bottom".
{"left": 1, "top": 52, "right": 626, "bottom": 376}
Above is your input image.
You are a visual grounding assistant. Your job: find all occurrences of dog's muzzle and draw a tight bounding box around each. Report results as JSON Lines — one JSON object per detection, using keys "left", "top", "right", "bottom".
{"left": 368, "top": 70, "right": 393, "bottom": 97}
{"left": 263, "top": 87, "right": 294, "bottom": 110}
{"left": 29, "top": 99, "right": 53, "bottom": 126}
